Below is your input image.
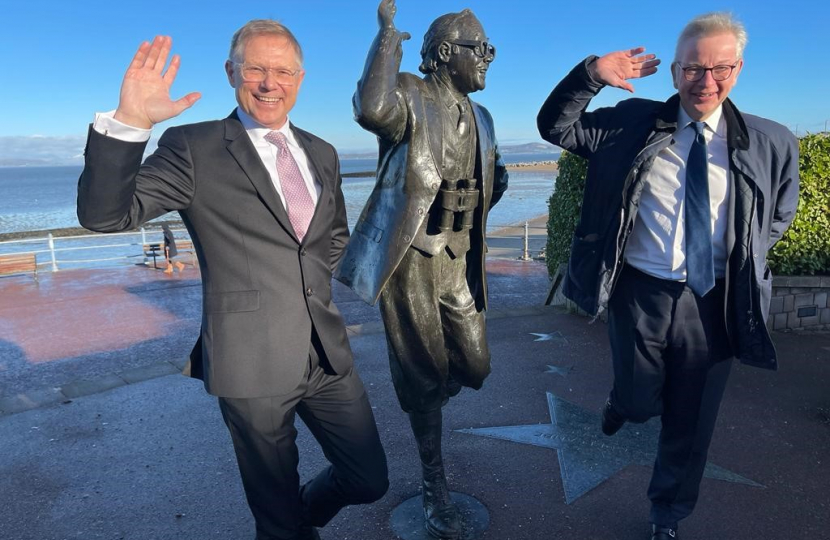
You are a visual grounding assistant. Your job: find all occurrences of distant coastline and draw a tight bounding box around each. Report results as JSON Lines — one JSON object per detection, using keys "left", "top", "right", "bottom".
{"left": 342, "top": 159, "right": 558, "bottom": 177}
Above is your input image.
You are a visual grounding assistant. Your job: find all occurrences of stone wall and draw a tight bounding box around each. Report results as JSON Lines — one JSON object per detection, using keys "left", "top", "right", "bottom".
{"left": 769, "top": 275, "right": 830, "bottom": 331}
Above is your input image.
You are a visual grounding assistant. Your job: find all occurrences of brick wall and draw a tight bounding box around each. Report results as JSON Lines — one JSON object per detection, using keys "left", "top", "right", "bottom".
{"left": 769, "top": 276, "right": 830, "bottom": 331}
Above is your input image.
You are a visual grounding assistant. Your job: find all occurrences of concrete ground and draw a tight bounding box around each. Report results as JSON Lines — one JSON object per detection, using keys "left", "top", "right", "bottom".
{"left": 1, "top": 218, "right": 828, "bottom": 540}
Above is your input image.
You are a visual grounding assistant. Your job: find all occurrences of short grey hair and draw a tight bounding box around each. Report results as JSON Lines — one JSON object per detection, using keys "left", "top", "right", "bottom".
{"left": 674, "top": 12, "right": 748, "bottom": 61}
{"left": 228, "top": 19, "right": 303, "bottom": 66}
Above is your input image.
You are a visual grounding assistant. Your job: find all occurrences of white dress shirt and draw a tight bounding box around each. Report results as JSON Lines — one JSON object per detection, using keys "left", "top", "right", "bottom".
{"left": 92, "top": 109, "right": 321, "bottom": 210}
{"left": 624, "top": 105, "right": 730, "bottom": 280}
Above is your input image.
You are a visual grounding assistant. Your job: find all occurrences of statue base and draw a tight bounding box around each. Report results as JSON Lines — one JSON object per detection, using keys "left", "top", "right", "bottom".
{"left": 390, "top": 491, "right": 489, "bottom": 540}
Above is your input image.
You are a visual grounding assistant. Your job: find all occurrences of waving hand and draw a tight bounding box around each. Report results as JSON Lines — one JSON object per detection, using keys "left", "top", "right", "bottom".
{"left": 114, "top": 36, "right": 201, "bottom": 129}
{"left": 590, "top": 47, "right": 661, "bottom": 93}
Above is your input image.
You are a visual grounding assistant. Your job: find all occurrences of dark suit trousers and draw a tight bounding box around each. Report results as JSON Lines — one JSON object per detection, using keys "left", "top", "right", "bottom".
{"left": 218, "top": 333, "right": 388, "bottom": 540}
{"left": 608, "top": 265, "right": 733, "bottom": 528}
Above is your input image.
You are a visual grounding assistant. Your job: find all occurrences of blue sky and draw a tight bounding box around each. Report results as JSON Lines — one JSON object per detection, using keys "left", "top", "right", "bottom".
{"left": 1, "top": 0, "right": 828, "bottom": 163}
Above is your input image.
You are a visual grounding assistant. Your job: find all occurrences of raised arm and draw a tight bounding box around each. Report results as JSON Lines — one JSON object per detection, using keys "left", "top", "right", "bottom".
{"left": 353, "top": 0, "right": 411, "bottom": 141}
{"left": 115, "top": 35, "right": 201, "bottom": 128}
{"left": 537, "top": 48, "right": 660, "bottom": 158}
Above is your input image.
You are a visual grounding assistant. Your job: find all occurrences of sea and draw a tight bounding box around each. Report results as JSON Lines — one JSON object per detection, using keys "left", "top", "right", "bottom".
{"left": 0, "top": 154, "right": 557, "bottom": 268}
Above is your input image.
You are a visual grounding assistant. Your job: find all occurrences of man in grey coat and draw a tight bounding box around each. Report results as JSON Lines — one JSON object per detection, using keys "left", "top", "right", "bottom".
{"left": 77, "top": 20, "right": 387, "bottom": 540}
{"left": 537, "top": 12, "right": 799, "bottom": 540}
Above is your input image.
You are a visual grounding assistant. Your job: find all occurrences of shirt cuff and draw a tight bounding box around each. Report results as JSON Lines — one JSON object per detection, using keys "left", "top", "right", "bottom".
{"left": 92, "top": 110, "right": 152, "bottom": 143}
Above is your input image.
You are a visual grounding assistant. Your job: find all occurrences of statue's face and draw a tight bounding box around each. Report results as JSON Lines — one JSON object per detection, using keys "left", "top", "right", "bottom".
{"left": 445, "top": 20, "right": 493, "bottom": 95}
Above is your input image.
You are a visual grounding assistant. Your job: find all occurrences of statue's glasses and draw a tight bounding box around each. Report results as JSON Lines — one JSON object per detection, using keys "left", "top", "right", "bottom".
{"left": 677, "top": 63, "right": 739, "bottom": 82}
{"left": 449, "top": 40, "right": 496, "bottom": 60}
{"left": 233, "top": 62, "right": 302, "bottom": 85}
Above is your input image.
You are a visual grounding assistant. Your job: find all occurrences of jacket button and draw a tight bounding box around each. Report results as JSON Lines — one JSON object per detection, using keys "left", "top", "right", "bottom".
{"left": 306, "top": 287, "right": 313, "bottom": 297}
{"left": 418, "top": 208, "right": 424, "bottom": 216}
{"left": 404, "top": 235, "right": 411, "bottom": 242}
{"left": 431, "top": 183, "right": 438, "bottom": 190}
{"left": 301, "top": 248, "right": 307, "bottom": 256}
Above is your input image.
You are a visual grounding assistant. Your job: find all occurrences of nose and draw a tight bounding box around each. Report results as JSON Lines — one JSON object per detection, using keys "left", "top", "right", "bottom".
{"left": 259, "top": 71, "right": 282, "bottom": 91}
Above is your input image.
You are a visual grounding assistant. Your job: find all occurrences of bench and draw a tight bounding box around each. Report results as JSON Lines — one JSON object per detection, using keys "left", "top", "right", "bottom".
{"left": 0, "top": 253, "right": 38, "bottom": 282}
{"left": 142, "top": 239, "right": 197, "bottom": 269}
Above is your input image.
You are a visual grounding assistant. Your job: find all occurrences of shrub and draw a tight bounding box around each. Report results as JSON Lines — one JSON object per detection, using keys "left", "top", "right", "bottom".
{"left": 768, "top": 132, "right": 830, "bottom": 275}
{"left": 545, "top": 151, "right": 587, "bottom": 277}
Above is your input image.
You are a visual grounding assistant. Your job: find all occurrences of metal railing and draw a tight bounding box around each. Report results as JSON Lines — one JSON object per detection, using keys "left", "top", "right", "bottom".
{"left": 0, "top": 227, "right": 190, "bottom": 272}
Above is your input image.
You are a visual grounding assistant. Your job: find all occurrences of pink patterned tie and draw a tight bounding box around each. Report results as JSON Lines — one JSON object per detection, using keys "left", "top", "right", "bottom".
{"left": 264, "top": 131, "right": 315, "bottom": 241}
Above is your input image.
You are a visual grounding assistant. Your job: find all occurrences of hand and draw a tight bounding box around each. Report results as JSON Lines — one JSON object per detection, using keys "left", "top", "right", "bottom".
{"left": 590, "top": 47, "right": 660, "bottom": 93}
{"left": 377, "top": 0, "right": 410, "bottom": 41}
{"left": 114, "top": 35, "right": 201, "bottom": 129}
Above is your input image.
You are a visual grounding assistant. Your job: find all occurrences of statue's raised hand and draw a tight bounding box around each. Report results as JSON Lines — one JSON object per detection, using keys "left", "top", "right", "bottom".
{"left": 590, "top": 47, "right": 661, "bottom": 93}
{"left": 377, "top": 0, "right": 410, "bottom": 41}
{"left": 114, "top": 36, "right": 201, "bottom": 129}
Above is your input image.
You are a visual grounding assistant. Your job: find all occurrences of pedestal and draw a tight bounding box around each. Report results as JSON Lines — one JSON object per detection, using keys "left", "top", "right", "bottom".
{"left": 390, "top": 492, "right": 489, "bottom": 540}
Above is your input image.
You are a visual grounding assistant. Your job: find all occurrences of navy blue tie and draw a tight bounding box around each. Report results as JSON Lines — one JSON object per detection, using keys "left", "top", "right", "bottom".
{"left": 685, "top": 121, "right": 715, "bottom": 296}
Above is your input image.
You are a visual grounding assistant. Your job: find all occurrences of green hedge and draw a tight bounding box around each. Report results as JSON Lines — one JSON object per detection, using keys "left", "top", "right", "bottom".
{"left": 545, "top": 151, "right": 587, "bottom": 277}
{"left": 767, "top": 133, "right": 830, "bottom": 275}
{"left": 546, "top": 133, "right": 830, "bottom": 278}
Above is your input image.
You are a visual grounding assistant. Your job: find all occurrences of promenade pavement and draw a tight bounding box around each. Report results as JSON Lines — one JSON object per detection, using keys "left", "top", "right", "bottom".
{"left": 1, "top": 218, "right": 828, "bottom": 540}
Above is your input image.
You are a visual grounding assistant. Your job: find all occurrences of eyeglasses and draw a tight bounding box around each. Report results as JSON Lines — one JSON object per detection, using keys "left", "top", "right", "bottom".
{"left": 677, "top": 63, "right": 739, "bottom": 82}
{"left": 449, "top": 40, "right": 496, "bottom": 59}
{"left": 233, "top": 62, "right": 302, "bottom": 85}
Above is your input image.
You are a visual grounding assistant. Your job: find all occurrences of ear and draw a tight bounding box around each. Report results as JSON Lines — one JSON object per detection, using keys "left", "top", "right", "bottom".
{"left": 670, "top": 62, "right": 680, "bottom": 90}
{"left": 225, "top": 60, "right": 237, "bottom": 88}
{"left": 437, "top": 41, "right": 452, "bottom": 63}
{"left": 732, "top": 58, "right": 744, "bottom": 84}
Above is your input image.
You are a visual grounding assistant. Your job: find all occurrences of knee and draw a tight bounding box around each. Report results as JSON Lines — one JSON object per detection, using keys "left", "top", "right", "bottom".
{"left": 347, "top": 467, "right": 389, "bottom": 504}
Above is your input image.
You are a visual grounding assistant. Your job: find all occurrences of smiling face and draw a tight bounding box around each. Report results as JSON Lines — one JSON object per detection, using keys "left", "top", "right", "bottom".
{"left": 445, "top": 20, "right": 492, "bottom": 95}
{"left": 225, "top": 33, "right": 304, "bottom": 129}
{"left": 672, "top": 31, "right": 743, "bottom": 121}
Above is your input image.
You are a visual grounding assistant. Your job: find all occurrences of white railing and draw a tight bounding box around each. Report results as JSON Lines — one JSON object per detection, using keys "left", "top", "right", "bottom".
{"left": 0, "top": 227, "right": 190, "bottom": 272}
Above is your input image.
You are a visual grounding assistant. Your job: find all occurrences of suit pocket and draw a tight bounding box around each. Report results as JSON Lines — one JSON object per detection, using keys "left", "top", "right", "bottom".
{"left": 356, "top": 220, "right": 383, "bottom": 243}
{"left": 204, "top": 290, "right": 260, "bottom": 313}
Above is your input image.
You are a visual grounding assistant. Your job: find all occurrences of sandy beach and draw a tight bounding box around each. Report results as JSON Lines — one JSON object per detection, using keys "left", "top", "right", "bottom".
{"left": 505, "top": 160, "right": 558, "bottom": 172}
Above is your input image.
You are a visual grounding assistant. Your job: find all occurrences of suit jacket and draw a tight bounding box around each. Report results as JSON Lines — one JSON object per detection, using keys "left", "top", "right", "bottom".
{"left": 334, "top": 27, "right": 508, "bottom": 309}
{"left": 77, "top": 111, "right": 352, "bottom": 398}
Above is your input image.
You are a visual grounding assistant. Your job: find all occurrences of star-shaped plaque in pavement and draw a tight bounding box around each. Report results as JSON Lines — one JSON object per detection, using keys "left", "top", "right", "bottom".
{"left": 545, "top": 364, "right": 573, "bottom": 377}
{"left": 529, "top": 332, "right": 567, "bottom": 343}
{"left": 456, "top": 392, "right": 762, "bottom": 504}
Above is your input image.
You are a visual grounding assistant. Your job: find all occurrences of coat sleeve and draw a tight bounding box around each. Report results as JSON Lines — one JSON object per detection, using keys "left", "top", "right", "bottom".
{"left": 77, "top": 126, "right": 195, "bottom": 232}
{"left": 329, "top": 151, "right": 350, "bottom": 273}
{"left": 536, "top": 56, "right": 618, "bottom": 160}
{"left": 353, "top": 26, "right": 408, "bottom": 144}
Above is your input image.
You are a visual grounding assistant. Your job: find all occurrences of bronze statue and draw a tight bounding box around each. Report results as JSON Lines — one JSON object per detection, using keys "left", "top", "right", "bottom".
{"left": 335, "top": 1, "right": 507, "bottom": 537}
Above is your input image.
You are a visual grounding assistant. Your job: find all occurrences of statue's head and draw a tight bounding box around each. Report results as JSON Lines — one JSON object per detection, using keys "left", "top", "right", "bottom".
{"left": 419, "top": 9, "right": 495, "bottom": 95}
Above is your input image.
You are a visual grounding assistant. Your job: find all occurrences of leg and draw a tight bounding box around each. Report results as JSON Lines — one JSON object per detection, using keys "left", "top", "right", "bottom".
{"left": 218, "top": 391, "right": 306, "bottom": 540}
{"left": 607, "top": 266, "right": 676, "bottom": 423}
{"left": 379, "top": 249, "right": 463, "bottom": 538}
{"left": 439, "top": 252, "right": 490, "bottom": 391}
{"left": 408, "top": 408, "right": 463, "bottom": 539}
{"left": 296, "top": 349, "right": 388, "bottom": 528}
{"left": 648, "top": 281, "right": 733, "bottom": 528}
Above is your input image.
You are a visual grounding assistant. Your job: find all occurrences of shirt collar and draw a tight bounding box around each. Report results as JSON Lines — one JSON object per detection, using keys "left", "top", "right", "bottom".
{"left": 236, "top": 107, "right": 297, "bottom": 147}
{"left": 678, "top": 104, "right": 726, "bottom": 139}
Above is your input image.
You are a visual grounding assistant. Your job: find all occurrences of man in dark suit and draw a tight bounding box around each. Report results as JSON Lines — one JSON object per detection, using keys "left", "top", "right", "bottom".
{"left": 536, "top": 12, "right": 799, "bottom": 540}
{"left": 335, "top": 1, "right": 506, "bottom": 538}
{"left": 77, "top": 20, "right": 388, "bottom": 540}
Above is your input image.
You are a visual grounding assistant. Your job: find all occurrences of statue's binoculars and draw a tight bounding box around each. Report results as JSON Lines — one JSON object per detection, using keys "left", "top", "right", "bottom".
{"left": 438, "top": 178, "right": 480, "bottom": 232}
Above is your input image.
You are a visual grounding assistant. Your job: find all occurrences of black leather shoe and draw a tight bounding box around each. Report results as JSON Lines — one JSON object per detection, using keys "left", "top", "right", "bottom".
{"left": 601, "top": 398, "right": 626, "bottom": 436}
{"left": 651, "top": 524, "right": 678, "bottom": 539}
{"left": 298, "top": 525, "right": 321, "bottom": 540}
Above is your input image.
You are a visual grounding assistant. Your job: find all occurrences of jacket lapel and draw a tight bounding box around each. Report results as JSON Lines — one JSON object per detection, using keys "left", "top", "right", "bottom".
{"left": 223, "top": 113, "right": 298, "bottom": 241}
